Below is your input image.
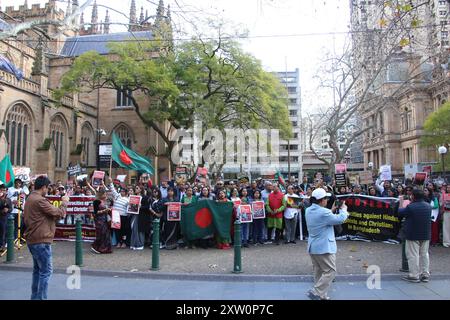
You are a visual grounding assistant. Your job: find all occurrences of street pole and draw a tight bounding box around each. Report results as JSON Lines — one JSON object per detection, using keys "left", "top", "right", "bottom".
{"left": 442, "top": 153, "right": 445, "bottom": 180}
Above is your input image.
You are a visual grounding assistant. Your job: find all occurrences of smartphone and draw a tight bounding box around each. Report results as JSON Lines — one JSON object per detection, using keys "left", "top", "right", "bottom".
{"left": 335, "top": 199, "right": 342, "bottom": 209}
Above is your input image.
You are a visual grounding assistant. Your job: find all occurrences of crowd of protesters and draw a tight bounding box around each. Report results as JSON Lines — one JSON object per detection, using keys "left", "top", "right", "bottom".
{"left": 1, "top": 173, "right": 449, "bottom": 255}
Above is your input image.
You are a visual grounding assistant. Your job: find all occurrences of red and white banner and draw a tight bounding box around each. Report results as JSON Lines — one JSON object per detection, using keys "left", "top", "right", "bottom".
{"left": 46, "top": 196, "right": 95, "bottom": 215}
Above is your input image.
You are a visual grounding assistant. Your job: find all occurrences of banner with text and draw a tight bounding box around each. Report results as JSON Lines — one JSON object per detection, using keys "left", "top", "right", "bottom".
{"left": 336, "top": 194, "right": 400, "bottom": 241}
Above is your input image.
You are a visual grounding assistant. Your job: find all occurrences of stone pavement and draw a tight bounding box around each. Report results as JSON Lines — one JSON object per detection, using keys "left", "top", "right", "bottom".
{"left": 2, "top": 240, "right": 450, "bottom": 276}
{"left": 1, "top": 269, "right": 450, "bottom": 300}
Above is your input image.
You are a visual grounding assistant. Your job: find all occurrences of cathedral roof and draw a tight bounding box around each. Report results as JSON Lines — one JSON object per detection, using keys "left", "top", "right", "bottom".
{"left": 60, "top": 31, "right": 153, "bottom": 57}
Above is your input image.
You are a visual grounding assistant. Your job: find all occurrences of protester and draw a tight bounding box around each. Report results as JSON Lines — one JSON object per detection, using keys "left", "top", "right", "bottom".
{"left": 398, "top": 189, "right": 432, "bottom": 283}
{"left": 284, "top": 185, "right": 299, "bottom": 244}
{"left": 426, "top": 183, "right": 441, "bottom": 246}
{"left": 108, "top": 178, "right": 130, "bottom": 248}
{"left": 442, "top": 184, "right": 450, "bottom": 248}
{"left": 149, "top": 188, "right": 164, "bottom": 248}
{"left": 305, "top": 188, "right": 349, "bottom": 300}
{"left": 251, "top": 189, "right": 265, "bottom": 245}
{"left": 266, "top": 183, "right": 285, "bottom": 245}
{"left": 91, "top": 190, "right": 112, "bottom": 254}
{"left": 239, "top": 188, "right": 250, "bottom": 247}
{"left": 130, "top": 185, "right": 145, "bottom": 250}
{"left": 215, "top": 189, "right": 231, "bottom": 249}
{"left": 261, "top": 181, "right": 273, "bottom": 203}
{"left": 23, "top": 176, "right": 69, "bottom": 300}
{"left": 138, "top": 186, "right": 153, "bottom": 247}
{"left": 161, "top": 187, "right": 180, "bottom": 250}
{"left": 7, "top": 178, "right": 25, "bottom": 239}
{"left": 0, "top": 185, "right": 13, "bottom": 252}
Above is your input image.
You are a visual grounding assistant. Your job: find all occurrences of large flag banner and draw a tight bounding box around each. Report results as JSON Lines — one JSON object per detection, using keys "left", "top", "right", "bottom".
{"left": 336, "top": 194, "right": 400, "bottom": 241}
{"left": 181, "top": 200, "right": 233, "bottom": 242}
{"left": 112, "top": 132, "right": 154, "bottom": 174}
{"left": 0, "top": 155, "right": 15, "bottom": 188}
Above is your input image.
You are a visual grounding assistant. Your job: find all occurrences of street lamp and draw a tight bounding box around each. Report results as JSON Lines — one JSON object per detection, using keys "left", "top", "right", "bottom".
{"left": 96, "top": 129, "right": 107, "bottom": 170}
{"left": 439, "top": 146, "right": 448, "bottom": 180}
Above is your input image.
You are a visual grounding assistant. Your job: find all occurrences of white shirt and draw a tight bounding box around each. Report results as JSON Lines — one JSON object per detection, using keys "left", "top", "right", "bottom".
{"left": 7, "top": 187, "right": 23, "bottom": 214}
{"left": 284, "top": 194, "right": 299, "bottom": 219}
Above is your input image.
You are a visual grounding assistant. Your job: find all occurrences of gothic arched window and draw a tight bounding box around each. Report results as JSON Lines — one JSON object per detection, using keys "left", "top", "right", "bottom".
{"left": 81, "top": 123, "right": 95, "bottom": 166}
{"left": 50, "top": 115, "right": 68, "bottom": 169}
{"left": 114, "top": 124, "right": 133, "bottom": 148}
{"left": 5, "top": 104, "right": 32, "bottom": 166}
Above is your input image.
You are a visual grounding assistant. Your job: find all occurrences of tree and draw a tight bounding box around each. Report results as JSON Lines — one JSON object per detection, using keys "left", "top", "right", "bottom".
{"left": 422, "top": 102, "right": 450, "bottom": 147}
{"left": 308, "top": 0, "right": 440, "bottom": 174}
{"left": 55, "top": 31, "right": 292, "bottom": 171}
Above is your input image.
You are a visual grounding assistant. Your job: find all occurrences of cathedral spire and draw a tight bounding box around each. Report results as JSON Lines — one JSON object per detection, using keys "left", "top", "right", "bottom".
{"left": 156, "top": 0, "right": 165, "bottom": 17}
{"left": 129, "top": 0, "right": 137, "bottom": 30}
{"left": 104, "top": 10, "right": 110, "bottom": 34}
{"left": 65, "top": 0, "right": 72, "bottom": 18}
{"left": 91, "top": 0, "right": 98, "bottom": 34}
{"left": 140, "top": 6, "right": 145, "bottom": 24}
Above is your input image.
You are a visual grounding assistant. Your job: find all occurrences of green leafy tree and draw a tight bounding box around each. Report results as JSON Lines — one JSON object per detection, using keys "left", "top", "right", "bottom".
{"left": 55, "top": 35, "right": 292, "bottom": 169}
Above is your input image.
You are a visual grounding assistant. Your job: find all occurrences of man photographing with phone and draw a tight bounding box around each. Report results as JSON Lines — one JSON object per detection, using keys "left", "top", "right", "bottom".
{"left": 305, "top": 188, "right": 349, "bottom": 300}
{"left": 23, "top": 176, "right": 69, "bottom": 300}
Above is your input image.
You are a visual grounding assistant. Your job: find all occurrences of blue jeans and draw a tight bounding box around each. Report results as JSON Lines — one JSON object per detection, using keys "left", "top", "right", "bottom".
{"left": 241, "top": 223, "right": 249, "bottom": 244}
{"left": 28, "top": 244, "right": 53, "bottom": 300}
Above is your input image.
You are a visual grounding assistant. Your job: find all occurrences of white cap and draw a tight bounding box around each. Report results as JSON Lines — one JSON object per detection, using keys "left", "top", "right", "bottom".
{"left": 311, "top": 188, "right": 331, "bottom": 200}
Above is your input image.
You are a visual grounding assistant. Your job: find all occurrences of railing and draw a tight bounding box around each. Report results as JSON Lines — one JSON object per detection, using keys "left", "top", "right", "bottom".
{"left": 0, "top": 70, "right": 40, "bottom": 94}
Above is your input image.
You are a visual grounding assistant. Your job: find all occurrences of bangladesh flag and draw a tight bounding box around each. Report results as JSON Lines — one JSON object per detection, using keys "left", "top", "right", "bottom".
{"left": 112, "top": 132, "right": 154, "bottom": 174}
{"left": 181, "top": 200, "right": 233, "bottom": 242}
{"left": 0, "top": 155, "right": 14, "bottom": 188}
{"left": 275, "top": 170, "right": 285, "bottom": 186}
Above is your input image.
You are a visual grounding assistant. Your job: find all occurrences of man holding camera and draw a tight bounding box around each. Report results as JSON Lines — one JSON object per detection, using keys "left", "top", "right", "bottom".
{"left": 23, "top": 176, "right": 69, "bottom": 300}
{"left": 305, "top": 188, "right": 349, "bottom": 300}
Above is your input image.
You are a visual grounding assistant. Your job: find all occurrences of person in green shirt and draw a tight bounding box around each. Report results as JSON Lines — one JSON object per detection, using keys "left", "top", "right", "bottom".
{"left": 181, "top": 187, "right": 198, "bottom": 205}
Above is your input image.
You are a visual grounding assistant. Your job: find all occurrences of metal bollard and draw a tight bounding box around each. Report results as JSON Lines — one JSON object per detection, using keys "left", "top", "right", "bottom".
{"left": 233, "top": 220, "right": 242, "bottom": 273}
{"left": 75, "top": 219, "right": 83, "bottom": 267}
{"left": 151, "top": 218, "right": 160, "bottom": 271}
{"left": 6, "top": 216, "right": 15, "bottom": 263}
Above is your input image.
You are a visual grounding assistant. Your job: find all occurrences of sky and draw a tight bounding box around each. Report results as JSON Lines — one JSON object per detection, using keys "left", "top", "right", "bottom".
{"left": 1, "top": 0, "right": 351, "bottom": 113}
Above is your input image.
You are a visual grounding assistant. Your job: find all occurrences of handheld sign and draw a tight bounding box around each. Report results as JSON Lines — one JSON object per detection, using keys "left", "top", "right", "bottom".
{"left": 167, "top": 202, "right": 182, "bottom": 221}
{"left": 92, "top": 171, "right": 105, "bottom": 187}
{"left": 251, "top": 201, "right": 266, "bottom": 219}
{"left": 239, "top": 205, "right": 253, "bottom": 223}
{"left": 127, "top": 195, "right": 142, "bottom": 214}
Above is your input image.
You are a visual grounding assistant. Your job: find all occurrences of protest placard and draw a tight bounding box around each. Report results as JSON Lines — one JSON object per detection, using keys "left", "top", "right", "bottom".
{"left": 111, "top": 209, "right": 121, "bottom": 229}
{"left": 167, "top": 202, "right": 182, "bottom": 221}
{"left": 127, "top": 195, "right": 142, "bottom": 214}
{"left": 359, "top": 171, "right": 373, "bottom": 185}
{"left": 251, "top": 201, "right": 266, "bottom": 219}
{"left": 335, "top": 163, "right": 347, "bottom": 174}
{"left": 380, "top": 165, "right": 392, "bottom": 181}
{"left": 239, "top": 205, "right": 253, "bottom": 223}
{"left": 414, "top": 172, "right": 427, "bottom": 186}
{"left": 335, "top": 173, "right": 347, "bottom": 187}
{"left": 92, "top": 171, "right": 105, "bottom": 187}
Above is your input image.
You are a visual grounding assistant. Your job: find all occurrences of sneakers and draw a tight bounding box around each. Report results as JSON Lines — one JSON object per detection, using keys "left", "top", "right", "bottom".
{"left": 306, "top": 289, "right": 330, "bottom": 300}
{"left": 290, "top": 240, "right": 297, "bottom": 244}
{"left": 401, "top": 276, "right": 420, "bottom": 283}
{"left": 443, "top": 244, "right": 449, "bottom": 248}
{"left": 420, "top": 275, "right": 430, "bottom": 283}
{"left": 90, "top": 247, "right": 100, "bottom": 254}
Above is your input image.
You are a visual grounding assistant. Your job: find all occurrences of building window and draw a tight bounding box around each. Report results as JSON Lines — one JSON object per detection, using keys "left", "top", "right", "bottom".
{"left": 289, "top": 99, "right": 297, "bottom": 105}
{"left": 289, "top": 110, "right": 298, "bottom": 116}
{"left": 81, "top": 123, "right": 95, "bottom": 166}
{"left": 5, "top": 105, "right": 32, "bottom": 166}
{"left": 116, "top": 87, "right": 133, "bottom": 107}
{"left": 287, "top": 87, "right": 297, "bottom": 94}
{"left": 114, "top": 125, "right": 133, "bottom": 148}
{"left": 50, "top": 116, "right": 68, "bottom": 169}
{"left": 292, "top": 121, "right": 298, "bottom": 127}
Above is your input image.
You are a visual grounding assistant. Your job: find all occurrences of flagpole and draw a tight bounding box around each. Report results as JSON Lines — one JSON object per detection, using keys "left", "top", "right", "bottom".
{"left": 109, "top": 152, "right": 113, "bottom": 179}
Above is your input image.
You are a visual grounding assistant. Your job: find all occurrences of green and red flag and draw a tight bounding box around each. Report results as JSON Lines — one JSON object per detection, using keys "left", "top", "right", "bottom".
{"left": 275, "top": 170, "right": 285, "bottom": 186}
{"left": 112, "top": 132, "right": 154, "bottom": 174}
{"left": 0, "top": 155, "right": 15, "bottom": 188}
{"left": 181, "top": 200, "right": 233, "bottom": 242}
